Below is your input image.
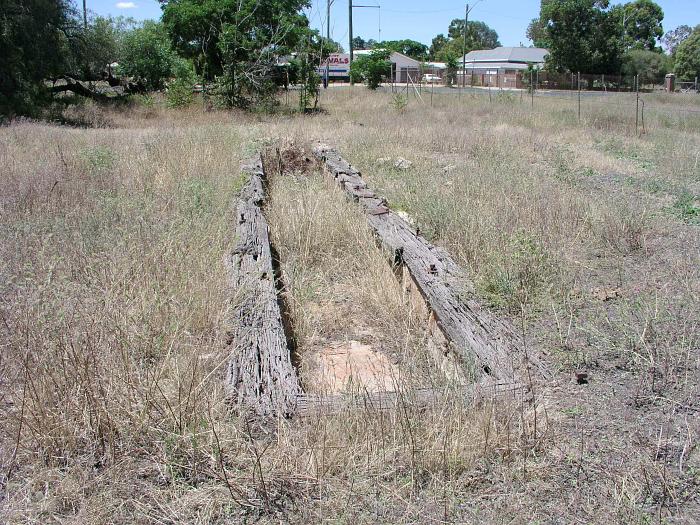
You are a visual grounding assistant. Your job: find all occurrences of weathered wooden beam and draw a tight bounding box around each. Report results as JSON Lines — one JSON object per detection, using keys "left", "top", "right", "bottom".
{"left": 225, "top": 157, "right": 302, "bottom": 417}
{"left": 312, "top": 144, "right": 548, "bottom": 385}
{"left": 295, "top": 381, "right": 525, "bottom": 416}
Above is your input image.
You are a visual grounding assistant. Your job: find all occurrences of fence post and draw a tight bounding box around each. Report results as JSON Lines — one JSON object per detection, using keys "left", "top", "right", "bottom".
{"left": 696, "top": 77, "right": 698, "bottom": 93}
{"left": 571, "top": 72, "right": 574, "bottom": 98}
{"left": 531, "top": 70, "right": 534, "bottom": 108}
{"left": 635, "top": 74, "right": 640, "bottom": 135}
{"left": 577, "top": 72, "right": 581, "bottom": 123}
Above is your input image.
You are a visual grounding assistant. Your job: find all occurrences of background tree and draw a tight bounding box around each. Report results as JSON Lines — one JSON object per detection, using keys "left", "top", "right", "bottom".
{"left": 538, "top": 0, "right": 623, "bottom": 74}
{"left": 447, "top": 19, "right": 500, "bottom": 49}
{"left": 349, "top": 49, "right": 391, "bottom": 89}
{"left": 429, "top": 34, "right": 448, "bottom": 60}
{"left": 444, "top": 53, "right": 458, "bottom": 86}
{"left": 622, "top": 49, "right": 670, "bottom": 84}
{"left": 620, "top": 0, "right": 663, "bottom": 51}
{"left": 526, "top": 17, "right": 548, "bottom": 48}
{"left": 0, "top": 0, "right": 75, "bottom": 116}
{"left": 430, "top": 20, "right": 500, "bottom": 62}
{"left": 674, "top": 25, "right": 700, "bottom": 81}
{"left": 118, "top": 21, "right": 180, "bottom": 90}
{"left": 352, "top": 35, "right": 377, "bottom": 50}
{"left": 318, "top": 35, "right": 344, "bottom": 54}
{"left": 372, "top": 39, "right": 428, "bottom": 60}
{"left": 68, "top": 16, "right": 135, "bottom": 82}
{"left": 352, "top": 36, "right": 367, "bottom": 50}
{"left": 662, "top": 25, "right": 692, "bottom": 54}
{"left": 162, "top": 0, "right": 311, "bottom": 107}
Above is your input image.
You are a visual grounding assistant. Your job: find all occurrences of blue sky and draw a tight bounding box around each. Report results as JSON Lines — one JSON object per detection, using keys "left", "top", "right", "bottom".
{"left": 88, "top": 0, "right": 699, "bottom": 48}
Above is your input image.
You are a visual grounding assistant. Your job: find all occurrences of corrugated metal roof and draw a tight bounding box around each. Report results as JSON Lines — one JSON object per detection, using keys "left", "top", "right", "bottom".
{"left": 461, "top": 47, "right": 548, "bottom": 64}
{"left": 463, "top": 61, "right": 532, "bottom": 70}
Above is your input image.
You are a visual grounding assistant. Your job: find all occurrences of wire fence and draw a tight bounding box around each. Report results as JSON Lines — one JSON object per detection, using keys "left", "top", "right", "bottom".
{"left": 381, "top": 71, "right": 700, "bottom": 137}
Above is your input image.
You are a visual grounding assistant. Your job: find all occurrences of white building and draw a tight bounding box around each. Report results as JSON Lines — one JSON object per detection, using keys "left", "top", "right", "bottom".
{"left": 460, "top": 47, "right": 548, "bottom": 74}
{"left": 458, "top": 47, "right": 549, "bottom": 88}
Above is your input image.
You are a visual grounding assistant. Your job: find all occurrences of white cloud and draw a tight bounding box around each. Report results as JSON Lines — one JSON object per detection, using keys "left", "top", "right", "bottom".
{"left": 115, "top": 2, "right": 137, "bottom": 8}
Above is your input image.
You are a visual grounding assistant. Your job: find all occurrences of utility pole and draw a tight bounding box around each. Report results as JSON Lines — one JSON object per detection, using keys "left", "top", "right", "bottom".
{"left": 460, "top": 2, "right": 484, "bottom": 90}
{"left": 83, "top": 0, "right": 87, "bottom": 28}
{"left": 327, "top": 0, "right": 332, "bottom": 41}
{"left": 325, "top": 0, "right": 334, "bottom": 87}
{"left": 349, "top": 0, "right": 354, "bottom": 84}
{"left": 462, "top": 3, "right": 468, "bottom": 89}
{"left": 348, "top": 2, "right": 380, "bottom": 86}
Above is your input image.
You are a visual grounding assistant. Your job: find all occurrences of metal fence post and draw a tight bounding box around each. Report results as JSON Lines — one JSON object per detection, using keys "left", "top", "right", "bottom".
{"left": 577, "top": 72, "right": 581, "bottom": 122}
{"left": 635, "top": 74, "right": 640, "bottom": 135}
{"left": 531, "top": 70, "right": 534, "bottom": 108}
{"left": 571, "top": 72, "right": 575, "bottom": 98}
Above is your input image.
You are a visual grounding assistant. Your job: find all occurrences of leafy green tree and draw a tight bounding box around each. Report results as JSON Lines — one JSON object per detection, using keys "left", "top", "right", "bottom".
{"left": 349, "top": 49, "right": 391, "bottom": 89}
{"left": 352, "top": 36, "right": 367, "bottom": 50}
{"left": 118, "top": 21, "right": 178, "bottom": 90}
{"left": 447, "top": 19, "right": 500, "bottom": 49}
{"left": 526, "top": 17, "right": 548, "bottom": 48}
{"left": 373, "top": 39, "right": 428, "bottom": 60}
{"left": 622, "top": 49, "right": 670, "bottom": 84}
{"left": 662, "top": 25, "right": 692, "bottom": 54}
{"left": 620, "top": 0, "right": 663, "bottom": 51}
{"left": 0, "top": 0, "right": 74, "bottom": 116}
{"left": 166, "top": 58, "right": 197, "bottom": 107}
{"left": 318, "top": 35, "right": 343, "bottom": 54}
{"left": 429, "top": 34, "right": 448, "bottom": 60}
{"left": 538, "top": 0, "right": 623, "bottom": 74}
{"left": 68, "top": 16, "right": 135, "bottom": 81}
{"left": 162, "top": 0, "right": 310, "bottom": 107}
{"left": 674, "top": 25, "right": 700, "bottom": 81}
{"left": 434, "top": 38, "right": 465, "bottom": 62}
{"left": 431, "top": 19, "right": 500, "bottom": 62}
{"left": 444, "top": 54, "right": 458, "bottom": 86}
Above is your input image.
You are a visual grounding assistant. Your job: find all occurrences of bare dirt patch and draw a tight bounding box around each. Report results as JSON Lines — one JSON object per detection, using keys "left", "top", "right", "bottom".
{"left": 313, "top": 340, "right": 399, "bottom": 394}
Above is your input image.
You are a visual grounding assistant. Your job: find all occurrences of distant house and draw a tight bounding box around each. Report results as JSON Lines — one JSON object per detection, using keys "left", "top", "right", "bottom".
{"left": 458, "top": 47, "right": 549, "bottom": 88}
{"left": 354, "top": 49, "right": 422, "bottom": 83}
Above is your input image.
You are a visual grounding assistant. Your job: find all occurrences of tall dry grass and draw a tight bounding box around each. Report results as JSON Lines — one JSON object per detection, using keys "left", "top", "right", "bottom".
{"left": 0, "top": 86, "right": 698, "bottom": 523}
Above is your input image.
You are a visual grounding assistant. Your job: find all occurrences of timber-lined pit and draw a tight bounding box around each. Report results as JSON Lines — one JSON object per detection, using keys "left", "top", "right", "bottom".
{"left": 226, "top": 143, "right": 543, "bottom": 418}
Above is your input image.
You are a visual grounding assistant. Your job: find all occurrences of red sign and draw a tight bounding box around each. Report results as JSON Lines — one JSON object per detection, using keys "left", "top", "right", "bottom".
{"left": 323, "top": 53, "right": 350, "bottom": 66}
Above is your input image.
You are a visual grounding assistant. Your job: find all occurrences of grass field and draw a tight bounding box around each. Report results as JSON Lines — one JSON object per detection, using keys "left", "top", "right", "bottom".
{"left": 1, "top": 88, "right": 698, "bottom": 523}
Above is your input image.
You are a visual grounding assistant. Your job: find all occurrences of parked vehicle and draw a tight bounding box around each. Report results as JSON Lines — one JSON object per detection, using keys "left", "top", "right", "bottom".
{"left": 423, "top": 74, "right": 441, "bottom": 84}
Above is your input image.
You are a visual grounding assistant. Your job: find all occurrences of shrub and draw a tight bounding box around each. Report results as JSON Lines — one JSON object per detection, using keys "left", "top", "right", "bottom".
{"left": 350, "top": 49, "right": 391, "bottom": 90}
{"left": 622, "top": 49, "right": 671, "bottom": 85}
{"left": 166, "top": 59, "right": 197, "bottom": 108}
{"left": 391, "top": 93, "right": 408, "bottom": 112}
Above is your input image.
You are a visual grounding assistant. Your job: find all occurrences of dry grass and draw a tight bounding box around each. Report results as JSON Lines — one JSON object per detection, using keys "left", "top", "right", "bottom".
{"left": 1, "top": 87, "right": 698, "bottom": 523}
{"left": 267, "top": 168, "right": 444, "bottom": 391}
